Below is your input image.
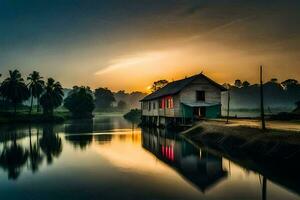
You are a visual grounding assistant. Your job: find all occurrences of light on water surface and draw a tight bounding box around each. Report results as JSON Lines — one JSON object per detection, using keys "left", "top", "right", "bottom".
{"left": 0, "top": 115, "right": 298, "bottom": 200}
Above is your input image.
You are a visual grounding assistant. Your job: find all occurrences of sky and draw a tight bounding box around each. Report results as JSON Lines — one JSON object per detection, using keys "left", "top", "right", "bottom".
{"left": 0, "top": 0, "right": 300, "bottom": 92}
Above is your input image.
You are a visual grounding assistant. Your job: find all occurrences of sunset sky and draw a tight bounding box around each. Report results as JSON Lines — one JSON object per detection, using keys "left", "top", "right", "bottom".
{"left": 1, "top": 0, "right": 300, "bottom": 92}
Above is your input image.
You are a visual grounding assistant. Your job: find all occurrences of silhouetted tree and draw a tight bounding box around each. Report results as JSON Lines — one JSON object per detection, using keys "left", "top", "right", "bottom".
{"left": 234, "top": 79, "right": 242, "bottom": 88}
{"left": 0, "top": 70, "right": 30, "bottom": 114}
{"left": 123, "top": 109, "right": 141, "bottom": 124}
{"left": 242, "top": 81, "right": 250, "bottom": 88}
{"left": 94, "top": 87, "right": 115, "bottom": 110}
{"left": 27, "top": 71, "right": 44, "bottom": 114}
{"left": 151, "top": 79, "right": 169, "bottom": 92}
{"left": 40, "top": 78, "right": 64, "bottom": 116}
{"left": 281, "top": 79, "right": 300, "bottom": 103}
{"left": 114, "top": 91, "right": 147, "bottom": 109}
{"left": 270, "top": 78, "right": 278, "bottom": 83}
{"left": 293, "top": 101, "right": 300, "bottom": 114}
{"left": 281, "top": 79, "right": 299, "bottom": 90}
{"left": 64, "top": 86, "right": 95, "bottom": 118}
{"left": 117, "top": 100, "right": 127, "bottom": 111}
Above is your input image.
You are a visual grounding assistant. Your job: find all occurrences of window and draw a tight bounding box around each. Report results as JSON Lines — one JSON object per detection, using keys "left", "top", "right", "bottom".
{"left": 153, "top": 101, "right": 156, "bottom": 109}
{"left": 161, "top": 96, "right": 173, "bottom": 109}
{"left": 196, "top": 91, "right": 205, "bottom": 101}
{"left": 166, "top": 98, "right": 169, "bottom": 108}
{"left": 148, "top": 102, "right": 151, "bottom": 111}
{"left": 170, "top": 97, "right": 173, "bottom": 108}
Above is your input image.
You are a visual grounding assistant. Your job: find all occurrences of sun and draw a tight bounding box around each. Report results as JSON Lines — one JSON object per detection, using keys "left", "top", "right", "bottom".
{"left": 146, "top": 85, "right": 152, "bottom": 91}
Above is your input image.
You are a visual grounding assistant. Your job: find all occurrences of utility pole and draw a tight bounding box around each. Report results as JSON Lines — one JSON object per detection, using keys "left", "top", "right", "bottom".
{"left": 226, "top": 86, "right": 230, "bottom": 124}
{"left": 260, "top": 65, "right": 266, "bottom": 131}
{"left": 262, "top": 176, "right": 267, "bottom": 200}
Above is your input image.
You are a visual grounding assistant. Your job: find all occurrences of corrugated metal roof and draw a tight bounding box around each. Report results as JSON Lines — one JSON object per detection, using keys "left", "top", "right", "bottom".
{"left": 141, "top": 73, "right": 227, "bottom": 101}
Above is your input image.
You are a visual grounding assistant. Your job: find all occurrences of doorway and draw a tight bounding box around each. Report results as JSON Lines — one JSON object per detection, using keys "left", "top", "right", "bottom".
{"left": 193, "top": 107, "right": 206, "bottom": 118}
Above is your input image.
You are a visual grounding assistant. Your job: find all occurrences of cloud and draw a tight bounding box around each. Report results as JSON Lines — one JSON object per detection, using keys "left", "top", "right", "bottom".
{"left": 94, "top": 51, "right": 169, "bottom": 75}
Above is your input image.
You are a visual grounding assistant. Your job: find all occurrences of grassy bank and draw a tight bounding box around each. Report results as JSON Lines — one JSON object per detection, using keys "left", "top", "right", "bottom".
{"left": 0, "top": 105, "right": 95, "bottom": 124}
{"left": 183, "top": 121, "right": 300, "bottom": 195}
{"left": 0, "top": 110, "right": 130, "bottom": 124}
{"left": 0, "top": 110, "right": 70, "bottom": 124}
{"left": 183, "top": 121, "right": 300, "bottom": 160}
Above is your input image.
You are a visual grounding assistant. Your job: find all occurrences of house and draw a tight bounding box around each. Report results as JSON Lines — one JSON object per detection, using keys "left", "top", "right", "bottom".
{"left": 140, "top": 73, "right": 227, "bottom": 126}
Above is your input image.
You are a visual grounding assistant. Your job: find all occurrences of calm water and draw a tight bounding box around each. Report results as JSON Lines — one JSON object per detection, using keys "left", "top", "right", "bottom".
{"left": 0, "top": 115, "right": 299, "bottom": 200}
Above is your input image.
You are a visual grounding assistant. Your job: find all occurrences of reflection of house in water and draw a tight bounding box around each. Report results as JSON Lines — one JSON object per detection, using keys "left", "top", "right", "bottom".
{"left": 142, "top": 128, "right": 227, "bottom": 192}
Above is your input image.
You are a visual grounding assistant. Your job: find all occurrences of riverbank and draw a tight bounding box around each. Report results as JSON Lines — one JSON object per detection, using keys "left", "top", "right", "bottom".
{"left": 183, "top": 120, "right": 300, "bottom": 162}
{"left": 0, "top": 111, "right": 129, "bottom": 124}
{"left": 182, "top": 120, "right": 300, "bottom": 195}
{"left": 0, "top": 112, "right": 68, "bottom": 124}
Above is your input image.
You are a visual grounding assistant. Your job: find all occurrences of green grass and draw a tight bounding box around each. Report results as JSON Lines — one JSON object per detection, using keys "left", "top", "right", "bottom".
{"left": 0, "top": 107, "right": 70, "bottom": 124}
{"left": 0, "top": 105, "right": 136, "bottom": 124}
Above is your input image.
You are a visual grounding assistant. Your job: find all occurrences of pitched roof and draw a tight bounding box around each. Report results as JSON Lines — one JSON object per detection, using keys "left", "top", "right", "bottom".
{"left": 141, "top": 73, "right": 227, "bottom": 101}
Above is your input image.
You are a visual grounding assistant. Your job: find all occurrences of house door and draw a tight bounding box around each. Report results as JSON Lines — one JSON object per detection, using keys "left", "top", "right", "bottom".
{"left": 200, "top": 107, "right": 206, "bottom": 117}
{"left": 193, "top": 107, "right": 206, "bottom": 118}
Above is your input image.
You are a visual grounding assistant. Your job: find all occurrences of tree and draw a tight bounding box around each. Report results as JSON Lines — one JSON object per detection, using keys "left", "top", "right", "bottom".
{"left": 0, "top": 70, "right": 30, "bottom": 114}
{"left": 281, "top": 79, "right": 299, "bottom": 90}
{"left": 151, "top": 79, "right": 169, "bottom": 92}
{"left": 40, "top": 78, "right": 64, "bottom": 116}
{"left": 293, "top": 101, "right": 300, "bottom": 114}
{"left": 270, "top": 78, "right": 278, "bottom": 83}
{"left": 296, "top": 101, "right": 300, "bottom": 108}
{"left": 64, "top": 86, "right": 95, "bottom": 118}
{"left": 27, "top": 71, "right": 44, "bottom": 114}
{"left": 94, "top": 87, "right": 115, "bottom": 110}
{"left": 242, "top": 81, "right": 250, "bottom": 88}
{"left": 117, "top": 100, "right": 127, "bottom": 111}
{"left": 234, "top": 79, "right": 242, "bottom": 88}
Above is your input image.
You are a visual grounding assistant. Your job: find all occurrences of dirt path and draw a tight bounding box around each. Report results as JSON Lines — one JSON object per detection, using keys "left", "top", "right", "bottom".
{"left": 211, "top": 118, "right": 300, "bottom": 132}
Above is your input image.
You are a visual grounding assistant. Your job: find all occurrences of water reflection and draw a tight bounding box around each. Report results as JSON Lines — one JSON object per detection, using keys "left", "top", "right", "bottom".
{"left": 0, "top": 133, "right": 29, "bottom": 179}
{"left": 40, "top": 125, "right": 62, "bottom": 164}
{"left": 142, "top": 128, "right": 228, "bottom": 193}
{"left": 28, "top": 126, "right": 43, "bottom": 172}
{"left": 65, "top": 119, "right": 93, "bottom": 150}
{"left": 0, "top": 124, "right": 62, "bottom": 179}
{"left": 0, "top": 116, "right": 298, "bottom": 200}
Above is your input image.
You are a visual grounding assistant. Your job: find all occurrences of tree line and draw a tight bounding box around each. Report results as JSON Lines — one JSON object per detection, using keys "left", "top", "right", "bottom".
{"left": 0, "top": 70, "right": 63, "bottom": 116}
{"left": 223, "top": 78, "right": 300, "bottom": 110}
{"left": 149, "top": 77, "right": 300, "bottom": 111}
{"left": 0, "top": 69, "right": 146, "bottom": 119}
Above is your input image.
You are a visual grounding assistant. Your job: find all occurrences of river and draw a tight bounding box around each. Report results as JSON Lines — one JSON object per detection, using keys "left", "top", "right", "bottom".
{"left": 0, "top": 114, "right": 298, "bottom": 200}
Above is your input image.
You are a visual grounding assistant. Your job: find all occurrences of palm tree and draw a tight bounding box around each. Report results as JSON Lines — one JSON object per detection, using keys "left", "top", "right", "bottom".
{"left": 40, "top": 78, "right": 64, "bottom": 116}
{"left": 27, "top": 71, "right": 44, "bottom": 114}
{"left": 0, "top": 70, "right": 30, "bottom": 114}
